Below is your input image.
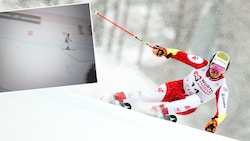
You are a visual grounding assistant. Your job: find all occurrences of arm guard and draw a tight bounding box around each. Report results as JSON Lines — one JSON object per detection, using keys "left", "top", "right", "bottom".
{"left": 213, "top": 114, "right": 227, "bottom": 125}
{"left": 165, "top": 48, "right": 180, "bottom": 58}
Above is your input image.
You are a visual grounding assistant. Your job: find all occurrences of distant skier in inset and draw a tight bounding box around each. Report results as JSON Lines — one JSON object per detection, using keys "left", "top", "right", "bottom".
{"left": 65, "top": 33, "right": 72, "bottom": 50}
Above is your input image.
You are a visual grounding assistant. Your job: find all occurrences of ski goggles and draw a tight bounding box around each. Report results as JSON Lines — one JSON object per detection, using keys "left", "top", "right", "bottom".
{"left": 210, "top": 63, "right": 226, "bottom": 73}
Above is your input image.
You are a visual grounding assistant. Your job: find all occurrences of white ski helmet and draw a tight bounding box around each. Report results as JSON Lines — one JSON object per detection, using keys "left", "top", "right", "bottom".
{"left": 210, "top": 51, "right": 230, "bottom": 71}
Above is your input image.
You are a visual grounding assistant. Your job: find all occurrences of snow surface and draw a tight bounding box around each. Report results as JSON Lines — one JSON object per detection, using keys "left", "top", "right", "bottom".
{"left": 0, "top": 48, "right": 239, "bottom": 141}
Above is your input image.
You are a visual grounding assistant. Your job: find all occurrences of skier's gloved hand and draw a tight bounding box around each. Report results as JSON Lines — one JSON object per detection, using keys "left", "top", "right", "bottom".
{"left": 205, "top": 119, "right": 218, "bottom": 133}
{"left": 152, "top": 45, "right": 180, "bottom": 58}
{"left": 152, "top": 45, "right": 167, "bottom": 57}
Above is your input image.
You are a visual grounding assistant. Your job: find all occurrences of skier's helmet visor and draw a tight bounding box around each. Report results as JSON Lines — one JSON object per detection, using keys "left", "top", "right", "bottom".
{"left": 210, "top": 63, "right": 225, "bottom": 73}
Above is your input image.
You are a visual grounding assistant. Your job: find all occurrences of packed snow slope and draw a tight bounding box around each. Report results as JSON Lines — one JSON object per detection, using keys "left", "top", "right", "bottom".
{"left": 0, "top": 89, "right": 238, "bottom": 141}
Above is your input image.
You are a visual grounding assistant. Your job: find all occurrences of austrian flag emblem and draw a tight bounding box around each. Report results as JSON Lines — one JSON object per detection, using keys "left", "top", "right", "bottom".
{"left": 188, "top": 55, "right": 204, "bottom": 64}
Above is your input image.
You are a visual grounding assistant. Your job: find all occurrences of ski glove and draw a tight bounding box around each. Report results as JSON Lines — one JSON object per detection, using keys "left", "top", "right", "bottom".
{"left": 205, "top": 119, "right": 218, "bottom": 133}
{"left": 152, "top": 45, "right": 167, "bottom": 57}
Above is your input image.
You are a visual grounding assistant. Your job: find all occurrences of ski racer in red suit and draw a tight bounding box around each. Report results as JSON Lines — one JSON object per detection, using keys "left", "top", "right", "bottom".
{"left": 103, "top": 46, "right": 230, "bottom": 133}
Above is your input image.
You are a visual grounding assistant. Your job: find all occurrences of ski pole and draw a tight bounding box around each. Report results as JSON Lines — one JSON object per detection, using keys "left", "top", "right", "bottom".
{"left": 94, "top": 11, "right": 154, "bottom": 48}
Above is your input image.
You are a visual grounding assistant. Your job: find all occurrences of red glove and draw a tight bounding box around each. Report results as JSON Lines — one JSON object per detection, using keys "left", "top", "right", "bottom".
{"left": 205, "top": 119, "right": 218, "bottom": 133}
{"left": 152, "top": 45, "right": 167, "bottom": 57}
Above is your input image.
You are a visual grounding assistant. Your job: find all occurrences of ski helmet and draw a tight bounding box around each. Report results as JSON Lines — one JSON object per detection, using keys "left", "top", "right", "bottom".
{"left": 210, "top": 51, "right": 230, "bottom": 71}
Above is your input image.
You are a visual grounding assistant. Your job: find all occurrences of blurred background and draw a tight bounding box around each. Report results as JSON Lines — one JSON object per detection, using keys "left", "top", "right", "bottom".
{"left": 0, "top": 0, "right": 249, "bottom": 140}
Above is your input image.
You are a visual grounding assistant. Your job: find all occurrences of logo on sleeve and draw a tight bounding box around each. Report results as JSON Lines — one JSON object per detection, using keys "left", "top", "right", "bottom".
{"left": 188, "top": 55, "right": 204, "bottom": 64}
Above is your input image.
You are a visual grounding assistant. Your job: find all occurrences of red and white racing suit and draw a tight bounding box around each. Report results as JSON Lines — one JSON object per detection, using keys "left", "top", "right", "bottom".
{"left": 122, "top": 50, "right": 229, "bottom": 125}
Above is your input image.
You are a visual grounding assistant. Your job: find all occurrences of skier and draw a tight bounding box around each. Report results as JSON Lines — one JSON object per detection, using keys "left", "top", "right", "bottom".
{"left": 65, "top": 33, "right": 72, "bottom": 50}
{"left": 103, "top": 45, "right": 230, "bottom": 133}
